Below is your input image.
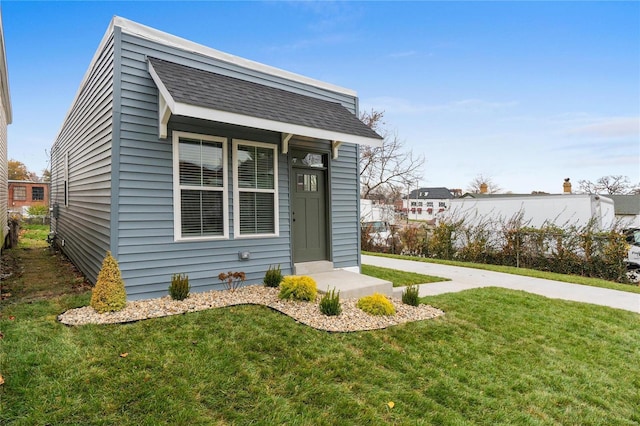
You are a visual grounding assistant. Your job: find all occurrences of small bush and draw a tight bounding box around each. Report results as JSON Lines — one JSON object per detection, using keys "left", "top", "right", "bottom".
{"left": 26, "top": 205, "right": 49, "bottom": 216}
{"left": 279, "top": 276, "right": 317, "bottom": 301}
{"left": 169, "top": 273, "right": 190, "bottom": 300}
{"left": 263, "top": 264, "right": 283, "bottom": 288}
{"left": 90, "top": 251, "right": 127, "bottom": 313}
{"left": 319, "top": 287, "right": 342, "bottom": 316}
{"left": 402, "top": 284, "right": 420, "bottom": 307}
{"left": 357, "top": 293, "right": 396, "bottom": 316}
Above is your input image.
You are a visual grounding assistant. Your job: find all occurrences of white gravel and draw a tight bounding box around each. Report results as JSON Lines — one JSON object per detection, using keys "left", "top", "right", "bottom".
{"left": 58, "top": 285, "right": 445, "bottom": 332}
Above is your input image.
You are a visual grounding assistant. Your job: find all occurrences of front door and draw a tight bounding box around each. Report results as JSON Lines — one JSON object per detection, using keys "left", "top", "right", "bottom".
{"left": 292, "top": 165, "right": 328, "bottom": 263}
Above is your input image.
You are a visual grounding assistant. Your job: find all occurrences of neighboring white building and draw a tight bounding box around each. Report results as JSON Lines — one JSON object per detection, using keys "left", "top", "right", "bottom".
{"left": 400, "top": 187, "right": 457, "bottom": 222}
{"left": 445, "top": 193, "right": 616, "bottom": 231}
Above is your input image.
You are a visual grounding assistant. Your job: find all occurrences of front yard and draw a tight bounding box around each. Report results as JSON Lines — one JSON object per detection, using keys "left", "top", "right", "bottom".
{"left": 0, "top": 233, "right": 638, "bottom": 424}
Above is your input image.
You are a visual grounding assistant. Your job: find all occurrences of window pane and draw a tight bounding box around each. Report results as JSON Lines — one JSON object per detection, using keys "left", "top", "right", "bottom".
{"left": 181, "top": 190, "right": 223, "bottom": 237}
{"left": 14, "top": 186, "right": 26, "bottom": 201}
{"left": 32, "top": 187, "right": 44, "bottom": 201}
{"left": 237, "top": 145, "right": 274, "bottom": 190}
{"left": 179, "top": 138, "right": 223, "bottom": 187}
{"left": 239, "top": 191, "right": 275, "bottom": 234}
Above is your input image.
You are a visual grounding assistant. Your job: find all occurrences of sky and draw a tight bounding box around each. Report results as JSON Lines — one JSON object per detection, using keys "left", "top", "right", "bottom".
{"left": 2, "top": 1, "right": 639, "bottom": 194}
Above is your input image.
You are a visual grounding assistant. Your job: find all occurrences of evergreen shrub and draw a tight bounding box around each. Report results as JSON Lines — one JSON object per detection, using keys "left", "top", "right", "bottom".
{"left": 357, "top": 293, "right": 396, "bottom": 316}
{"left": 319, "top": 287, "right": 342, "bottom": 316}
{"left": 279, "top": 276, "right": 317, "bottom": 301}
{"left": 169, "top": 273, "right": 190, "bottom": 300}
{"left": 90, "top": 251, "right": 127, "bottom": 313}
{"left": 263, "top": 264, "right": 283, "bottom": 288}
{"left": 402, "top": 284, "right": 420, "bottom": 306}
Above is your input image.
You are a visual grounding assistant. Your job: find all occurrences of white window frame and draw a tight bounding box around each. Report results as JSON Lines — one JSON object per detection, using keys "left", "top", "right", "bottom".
{"left": 232, "top": 139, "right": 279, "bottom": 238}
{"left": 172, "top": 131, "right": 229, "bottom": 241}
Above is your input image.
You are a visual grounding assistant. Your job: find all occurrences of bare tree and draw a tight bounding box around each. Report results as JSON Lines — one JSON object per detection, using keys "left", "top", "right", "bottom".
{"left": 359, "top": 109, "right": 425, "bottom": 201}
{"left": 578, "top": 175, "right": 640, "bottom": 195}
{"left": 466, "top": 174, "right": 502, "bottom": 194}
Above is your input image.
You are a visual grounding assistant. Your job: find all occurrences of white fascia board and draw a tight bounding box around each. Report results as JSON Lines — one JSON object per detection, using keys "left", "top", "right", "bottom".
{"left": 113, "top": 16, "right": 356, "bottom": 98}
{"left": 147, "top": 60, "right": 176, "bottom": 138}
{"left": 173, "top": 101, "right": 383, "bottom": 147}
{"left": 0, "top": 10, "right": 11, "bottom": 124}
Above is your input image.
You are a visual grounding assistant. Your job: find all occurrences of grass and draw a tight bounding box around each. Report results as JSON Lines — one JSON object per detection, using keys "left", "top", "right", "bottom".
{"left": 17, "top": 224, "right": 49, "bottom": 249}
{"left": 361, "top": 264, "right": 449, "bottom": 287}
{"left": 365, "top": 251, "right": 640, "bottom": 295}
{"left": 1, "top": 229, "right": 639, "bottom": 424}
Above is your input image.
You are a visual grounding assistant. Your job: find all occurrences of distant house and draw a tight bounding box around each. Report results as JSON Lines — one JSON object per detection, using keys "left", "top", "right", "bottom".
{"left": 50, "top": 17, "right": 382, "bottom": 300}
{"left": 399, "top": 187, "right": 456, "bottom": 222}
{"left": 0, "top": 10, "right": 12, "bottom": 251}
{"left": 8, "top": 180, "right": 49, "bottom": 213}
{"left": 607, "top": 195, "right": 640, "bottom": 228}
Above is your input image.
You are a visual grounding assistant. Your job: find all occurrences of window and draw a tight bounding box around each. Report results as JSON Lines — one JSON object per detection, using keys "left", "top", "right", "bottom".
{"left": 32, "top": 186, "right": 44, "bottom": 201}
{"left": 13, "top": 186, "right": 26, "bottom": 201}
{"left": 173, "top": 132, "right": 228, "bottom": 240}
{"left": 233, "top": 139, "right": 278, "bottom": 237}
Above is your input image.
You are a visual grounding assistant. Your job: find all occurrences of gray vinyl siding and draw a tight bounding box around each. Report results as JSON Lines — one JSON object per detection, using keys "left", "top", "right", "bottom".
{"left": 50, "top": 34, "right": 114, "bottom": 283}
{"left": 0, "top": 94, "right": 7, "bottom": 249}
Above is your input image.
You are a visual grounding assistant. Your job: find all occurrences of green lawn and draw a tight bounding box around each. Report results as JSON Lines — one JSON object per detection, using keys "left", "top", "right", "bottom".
{"left": 17, "top": 223, "right": 49, "bottom": 249}
{"left": 361, "top": 264, "right": 449, "bottom": 287}
{"left": 1, "top": 289, "right": 639, "bottom": 423}
{"left": 365, "top": 251, "right": 640, "bottom": 295}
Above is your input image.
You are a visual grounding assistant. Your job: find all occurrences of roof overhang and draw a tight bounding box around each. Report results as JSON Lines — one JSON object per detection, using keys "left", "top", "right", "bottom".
{"left": 147, "top": 59, "right": 383, "bottom": 151}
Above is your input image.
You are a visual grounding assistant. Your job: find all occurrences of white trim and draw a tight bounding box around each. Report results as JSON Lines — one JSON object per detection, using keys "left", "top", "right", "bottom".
{"left": 172, "top": 131, "right": 229, "bottom": 242}
{"left": 114, "top": 17, "right": 355, "bottom": 97}
{"left": 281, "top": 133, "right": 293, "bottom": 154}
{"left": 232, "top": 139, "right": 279, "bottom": 239}
{"left": 0, "top": 10, "right": 12, "bottom": 124}
{"left": 331, "top": 141, "right": 342, "bottom": 159}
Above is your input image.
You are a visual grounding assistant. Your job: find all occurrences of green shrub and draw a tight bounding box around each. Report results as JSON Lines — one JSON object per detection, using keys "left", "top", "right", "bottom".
{"left": 279, "top": 276, "right": 317, "bottom": 301}
{"left": 26, "top": 205, "right": 49, "bottom": 216}
{"left": 169, "top": 273, "right": 190, "bottom": 300}
{"left": 90, "top": 251, "right": 127, "bottom": 313}
{"left": 357, "top": 293, "right": 396, "bottom": 316}
{"left": 402, "top": 284, "right": 420, "bottom": 307}
{"left": 319, "top": 287, "right": 342, "bottom": 316}
{"left": 263, "top": 264, "right": 283, "bottom": 288}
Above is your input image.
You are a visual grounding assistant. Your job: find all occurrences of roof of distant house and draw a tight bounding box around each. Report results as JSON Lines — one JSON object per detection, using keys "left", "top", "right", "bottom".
{"left": 407, "top": 187, "right": 456, "bottom": 199}
{"left": 607, "top": 194, "right": 640, "bottom": 215}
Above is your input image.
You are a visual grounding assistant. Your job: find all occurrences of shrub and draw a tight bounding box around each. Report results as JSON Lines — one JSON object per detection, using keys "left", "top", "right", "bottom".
{"left": 263, "top": 264, "right": 283, "bottom": 288}
{"left": 90, "top": 251, "right": 127, "bottom": 313}
{"left": 319, "top": 287, "right": 342, "bottom": 316}
{"left": 26, "top": 205, "right": 49, "bottom": 216}
{"left": 279, "top": 276, "right": 317, "bottom": 301}
{"left": 218, "top": 271, "right": 246, "bottom": 292}
{"left": 402, "top": 284, "right": 420, "bottom": 307}
{"left": 357, "top": 293, "right": 396, "bottom": 316}
{"left": 169, "top": 273, "right": 190, "bottom": 300}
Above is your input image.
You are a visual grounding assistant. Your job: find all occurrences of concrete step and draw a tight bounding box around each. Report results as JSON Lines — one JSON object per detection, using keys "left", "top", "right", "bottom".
{"left": 294, "top": 261, "right": 334, "bottom": 275}
{"left": 307, "top": 269, "right": 393, "bottom": 299}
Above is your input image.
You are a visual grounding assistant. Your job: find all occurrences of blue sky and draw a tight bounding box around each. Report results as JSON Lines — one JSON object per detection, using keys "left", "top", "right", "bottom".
{"left": 3, "top": 1, "right": 639, "bottom": 193}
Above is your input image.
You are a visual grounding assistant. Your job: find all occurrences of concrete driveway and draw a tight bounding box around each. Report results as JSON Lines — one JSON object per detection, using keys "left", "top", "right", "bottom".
{"left": 362, "top": 255, "right": 640, "bottom": 314}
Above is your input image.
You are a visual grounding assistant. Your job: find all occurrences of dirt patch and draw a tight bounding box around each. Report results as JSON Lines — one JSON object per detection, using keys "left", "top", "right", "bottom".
{"left": 1, "top": 248, "right": 91, "bottom": 303}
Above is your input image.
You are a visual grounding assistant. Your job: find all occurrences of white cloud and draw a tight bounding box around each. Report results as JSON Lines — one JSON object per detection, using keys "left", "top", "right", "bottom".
{"left": 565, "top": 116, "right": 640, "bottom": 139}
{"left": 388, "top": 50, "right": 417, "bottom": 58}
{"left": 361, "top": 96, "right": 519, "bottom": 115}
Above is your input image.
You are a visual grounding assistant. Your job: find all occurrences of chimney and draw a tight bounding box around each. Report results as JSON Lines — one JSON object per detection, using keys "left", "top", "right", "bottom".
{"left": 563, "top": 178, "right": 572, "bottom": 194}
{"left": 479, "top": 183, "right": 488, "bottom": 194}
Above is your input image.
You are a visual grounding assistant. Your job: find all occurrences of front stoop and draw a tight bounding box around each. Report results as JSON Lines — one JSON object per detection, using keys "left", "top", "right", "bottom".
{"left": 307, "top": 269, "right": 394, "bottom": 299}
{"left": 294, "top": 261, "right": 334, "bottom": 275}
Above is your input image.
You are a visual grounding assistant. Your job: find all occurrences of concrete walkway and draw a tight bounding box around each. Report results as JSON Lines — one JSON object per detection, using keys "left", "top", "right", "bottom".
{"left": 362, "top": 255, "right": 640, "bottom": 314}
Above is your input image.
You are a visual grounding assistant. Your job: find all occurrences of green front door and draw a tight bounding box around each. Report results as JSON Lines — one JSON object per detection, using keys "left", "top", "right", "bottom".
{"left": 292, "top": 168, "right": 327, "bottom": 263}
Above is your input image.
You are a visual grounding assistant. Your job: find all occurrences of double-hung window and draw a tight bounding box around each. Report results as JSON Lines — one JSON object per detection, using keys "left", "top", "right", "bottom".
{"left": 173, "top": 132, "right": 228, "bottom": 240}
{"left": 233, "top": 139, "right": 278, "bottom": 237}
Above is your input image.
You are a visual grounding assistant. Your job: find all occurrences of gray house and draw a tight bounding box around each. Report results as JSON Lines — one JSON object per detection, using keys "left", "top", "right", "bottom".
{"left": 0, "top": 9, "right": 12, "bottom": 252}
{"left": 50, "top": 17, "right": 382, "bottom": 300}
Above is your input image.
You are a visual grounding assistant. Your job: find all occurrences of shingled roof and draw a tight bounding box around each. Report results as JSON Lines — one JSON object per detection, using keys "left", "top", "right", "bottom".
{"left": 147, "top": 57, "right": 382, "bottom": 145}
